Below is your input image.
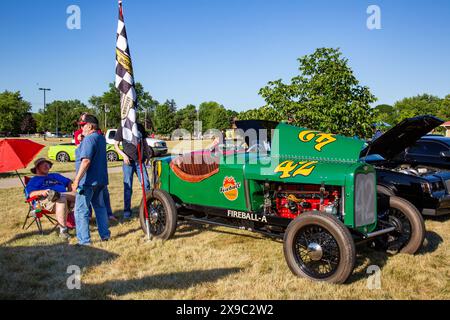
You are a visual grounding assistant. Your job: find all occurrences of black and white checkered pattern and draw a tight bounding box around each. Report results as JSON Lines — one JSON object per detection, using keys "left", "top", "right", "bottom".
{"left": 115, "top": 0, "right": 140, "bottom": 146}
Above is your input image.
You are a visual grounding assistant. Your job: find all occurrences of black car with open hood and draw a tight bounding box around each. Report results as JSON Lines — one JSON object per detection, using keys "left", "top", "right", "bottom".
{"left": 361, "top": 115, "right": 444, "bottom": 160}
{"left": 361, "top": 115, "right": 450, "bottom": 216}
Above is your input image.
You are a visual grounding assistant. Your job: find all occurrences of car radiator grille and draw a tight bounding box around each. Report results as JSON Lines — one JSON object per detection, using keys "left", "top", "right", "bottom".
{"left": 354, "top": 173, "right": 376, "bottom": 227}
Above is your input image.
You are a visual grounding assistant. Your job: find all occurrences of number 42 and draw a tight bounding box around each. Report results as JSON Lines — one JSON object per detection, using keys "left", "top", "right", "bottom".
{"left": 274, "top": 160, "right": 318, "bottom": 179}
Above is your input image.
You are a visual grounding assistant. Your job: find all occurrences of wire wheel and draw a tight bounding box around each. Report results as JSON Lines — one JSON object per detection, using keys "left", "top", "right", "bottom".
{"left": 388, "top": 208, "right": 412, "bottom": 247}
{"left": 56, "top": 152, "right": 69, "bottom": 163}
{"left": 139, "top": 189, "right": 178, "bottom": 240}
{"left": 283, "top": 212, "right": 355, "bottom": 284}
{"left": 294, "top": 225, "right": 340, "bottom": 279}
{"left": 147, "top": 198, "right": 167, "bottom": 236}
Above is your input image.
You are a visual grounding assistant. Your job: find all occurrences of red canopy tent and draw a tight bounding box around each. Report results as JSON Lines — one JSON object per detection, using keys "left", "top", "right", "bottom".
{"left": 0, "top": 139, "right": 45, "bottom": 186}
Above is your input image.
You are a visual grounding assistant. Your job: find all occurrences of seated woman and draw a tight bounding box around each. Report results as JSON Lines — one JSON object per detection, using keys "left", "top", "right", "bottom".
{"left": 26, "top": 158, "right": 76, "bottom": 239}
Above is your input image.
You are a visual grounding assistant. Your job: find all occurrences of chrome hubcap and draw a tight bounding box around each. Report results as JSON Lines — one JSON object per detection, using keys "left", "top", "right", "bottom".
{"left": 307, "top": 242, "right": 323, "bottom": 261}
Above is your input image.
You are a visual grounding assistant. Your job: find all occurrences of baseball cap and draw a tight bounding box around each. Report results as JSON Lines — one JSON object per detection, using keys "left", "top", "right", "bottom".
{"left": 78, "top": 114, "right": 99, "bottom": 126}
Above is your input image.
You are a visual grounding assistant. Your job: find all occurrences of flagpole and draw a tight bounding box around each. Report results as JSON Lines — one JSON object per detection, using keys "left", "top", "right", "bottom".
{"left": 137, "top": 141, "right": 152, "bottom": 241}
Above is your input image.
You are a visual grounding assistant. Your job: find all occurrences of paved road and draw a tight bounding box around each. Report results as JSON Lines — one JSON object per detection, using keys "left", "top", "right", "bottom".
{"left": 0, "top": 166, "right": 123, "bottom": 190}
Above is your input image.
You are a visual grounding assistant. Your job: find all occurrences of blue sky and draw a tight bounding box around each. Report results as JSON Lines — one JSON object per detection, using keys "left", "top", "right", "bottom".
{"left": 1, "top": 0, "right": 449, "bottom": 113}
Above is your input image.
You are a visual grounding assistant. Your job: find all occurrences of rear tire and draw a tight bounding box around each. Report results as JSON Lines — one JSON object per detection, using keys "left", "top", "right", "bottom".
{"left": 283, "top": 212, "right": 355, "bottom": 284}
{"left": 56, "top": 152, "right": 70, "bottom": 163}
{"left": 139, "top": 189, "right": 177, "bottom": 240}
{"left": 385, "top": 196, "right": 425, "bottom": 254}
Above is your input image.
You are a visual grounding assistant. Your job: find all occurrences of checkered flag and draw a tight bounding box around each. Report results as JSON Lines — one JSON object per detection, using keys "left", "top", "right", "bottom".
{"left": 115, "top": 0, "right": 140, "bottom": 146}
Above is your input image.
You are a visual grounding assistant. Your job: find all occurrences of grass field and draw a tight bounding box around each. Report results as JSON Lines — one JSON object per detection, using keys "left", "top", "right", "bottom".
{"left": 0, "top": 169, "right": 448, "bottom": 300}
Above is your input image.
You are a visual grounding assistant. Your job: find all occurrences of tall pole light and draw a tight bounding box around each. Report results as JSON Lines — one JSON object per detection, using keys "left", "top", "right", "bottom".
{"left": 39, "top": 88, "right": 51, "bottom": 132}
{"left": 39, "top": 88, "right": 51, "bottom": 113}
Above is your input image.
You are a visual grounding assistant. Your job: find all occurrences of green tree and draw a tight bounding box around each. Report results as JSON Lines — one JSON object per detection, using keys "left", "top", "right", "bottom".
{"left": 153, "top": 100, "right": 178, "bottom": 135}
{"left": 373, "top": 104, "right": 395, "bottom": 127}
{"left": 36, "top": 100, "right": 90, "bottom": 134}
{"left": 259, "top": 48, "right": 377, "bottom": 138}
{"left": 20, "top": 113, "right": 37, "bottom": 134}
{"left": 89, "top": 82, "right": 158, "bottom": 130}
{"left": 198, "top": 101, "right": 233, "bottom": 131}
{"left": 393, "top": 94, "right": 442, "bottom": 123}
{"left": 0, "top": 91, "right": 31, "bottom": 134}
{"left": 176, "top": 104, "right": 198, "bottom": 133}
{"left": 239, "top": 105, "right": 283, "bottom": 122}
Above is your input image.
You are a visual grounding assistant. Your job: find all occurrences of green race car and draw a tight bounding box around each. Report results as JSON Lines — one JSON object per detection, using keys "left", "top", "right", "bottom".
{"left": 48, "top": 143, "right": 124, "bottom": 162}
{"left": 141, "top": 120, "right": 425, "bottom": 284}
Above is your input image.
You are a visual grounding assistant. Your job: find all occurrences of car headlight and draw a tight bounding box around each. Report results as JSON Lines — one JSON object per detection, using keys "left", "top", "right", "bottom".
{"left": 154, "top": 142, "right": 163, "bottom": 148}
{"left": 421, "top": 182, "right": 432, "bottom": 194}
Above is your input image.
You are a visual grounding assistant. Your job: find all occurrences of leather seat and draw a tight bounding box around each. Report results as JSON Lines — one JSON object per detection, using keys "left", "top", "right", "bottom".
{"left": 170, "top": 152, "right": 219, "bottom": 183}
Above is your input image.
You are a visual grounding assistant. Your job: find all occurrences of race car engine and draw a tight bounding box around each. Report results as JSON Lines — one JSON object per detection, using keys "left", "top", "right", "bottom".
{"left": 273, "top": 186, "right": 340, "bottom": 219}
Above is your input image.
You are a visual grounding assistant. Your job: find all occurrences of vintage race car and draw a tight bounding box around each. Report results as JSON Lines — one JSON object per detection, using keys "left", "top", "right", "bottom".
{"left": 48, "top": 143, "right": 124, "bottom": 162}
{"left": 141, "top": 121, "right": 425, "bottom": 284}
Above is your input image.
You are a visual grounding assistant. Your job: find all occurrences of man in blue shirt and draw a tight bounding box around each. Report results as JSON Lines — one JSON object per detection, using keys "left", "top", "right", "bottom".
{"left": 26, "top": 158, "right": 75, "bottom": 239}
{"left": 72, "top": 115, "right": 110, "bottom": 245}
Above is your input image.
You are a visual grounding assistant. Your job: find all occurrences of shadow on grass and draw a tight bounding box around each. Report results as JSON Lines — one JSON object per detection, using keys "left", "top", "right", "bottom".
{"left": 420, "top": 231, "right": 443, "bottom": 254}
{"left": 83, "top": 268, "right": 242, "bottom": 299}
{"left": 0, "top": 243, "right": 119, "bottom": 299}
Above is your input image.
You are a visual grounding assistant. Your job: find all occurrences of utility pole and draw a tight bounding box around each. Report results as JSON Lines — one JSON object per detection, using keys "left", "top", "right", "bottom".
{"left": 39, "top": 88, "right": 51, "bottom": 133}
{"left": 56, "top": 104, "right": 59, "bottom": 138}
{"left": 104, "top": 104, "right": 109, "bottom": 130}
{"left": 39, "top": 88, "right": 51, "bottom": 113}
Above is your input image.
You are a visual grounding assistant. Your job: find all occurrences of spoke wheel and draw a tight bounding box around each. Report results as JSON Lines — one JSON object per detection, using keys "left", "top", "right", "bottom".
{"left": 283, "top": 212, "right": 355, "bottom": 284}
{"left": 294, "top": 225, "right": 340, "bottom": 279}
{"left": 147, "top": 199, "right": 167, "bottom": 236}
{"left": 139, "top": 189, "right": 177, "bottom": 240}
{"left": 384, "top": 196, "right": 425, "bottom": 254}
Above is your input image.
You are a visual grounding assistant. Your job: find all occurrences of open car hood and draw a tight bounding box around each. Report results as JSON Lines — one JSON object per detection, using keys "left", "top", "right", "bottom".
{"left": 361, "top": 115, "right": 444, "bottom": 160}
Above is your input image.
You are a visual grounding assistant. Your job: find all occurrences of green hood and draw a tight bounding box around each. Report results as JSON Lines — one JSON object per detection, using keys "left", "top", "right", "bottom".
{"left": 271, "top": 123, "right": 365, "bottom": 163}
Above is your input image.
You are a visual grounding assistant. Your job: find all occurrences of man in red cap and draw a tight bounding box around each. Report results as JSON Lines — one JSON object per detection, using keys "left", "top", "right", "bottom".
{"left": 76, "top": 113, "right": 118, "bottom": 222}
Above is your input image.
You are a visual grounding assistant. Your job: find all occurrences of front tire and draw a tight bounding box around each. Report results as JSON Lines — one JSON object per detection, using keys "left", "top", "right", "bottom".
{"left": 106, "top": 150, "right": 118, "bottom": 162}
{"left": 283, "top": 212, "right": 356, "bottom": 284}
{"left": 384, "top": 196, "right": 425, "bottom": 254}
{"left": 139, "top": 189, "right": 177, "bottom": 240}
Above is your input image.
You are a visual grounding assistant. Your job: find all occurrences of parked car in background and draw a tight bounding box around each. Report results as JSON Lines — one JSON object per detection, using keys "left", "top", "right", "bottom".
{"left": 362, "top": 115, "right": 450, "bottom": 216}
{"left": 48, "top": 143, "right": 124, "bottom": 162}
{"left": 105, "top": 129, "right": 168, "bottom": 156}
{"left": 393, "top": 135, "right": 450, "bottom": 170}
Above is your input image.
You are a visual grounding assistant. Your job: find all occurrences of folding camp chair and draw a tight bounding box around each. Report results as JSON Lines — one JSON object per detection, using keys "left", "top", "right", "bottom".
{"left": 22, "top": 176, "right": 60, "bottom": 235}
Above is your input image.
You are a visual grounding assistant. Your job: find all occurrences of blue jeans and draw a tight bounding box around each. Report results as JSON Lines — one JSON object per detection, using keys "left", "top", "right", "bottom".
{"left": 123, "top": 160, "right": 151, "bottom": 217}
{"left": 88, "top": 187, "right": 113, "bottom": 218}
{"left": 75, "top": 185, "right": 111, "bottom": 245}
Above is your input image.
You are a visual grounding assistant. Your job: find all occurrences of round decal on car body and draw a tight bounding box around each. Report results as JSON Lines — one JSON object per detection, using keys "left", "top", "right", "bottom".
{"left": 220, "top": 177, "right": 241, "bottom": 201}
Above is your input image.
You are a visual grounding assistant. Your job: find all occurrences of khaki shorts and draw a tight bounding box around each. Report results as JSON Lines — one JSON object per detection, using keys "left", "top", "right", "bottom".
{"left": 40, "top": 192, "right": 75, "bottom": 213}
{"left": 41, "top": 198, "right": 57, "bottom": 213}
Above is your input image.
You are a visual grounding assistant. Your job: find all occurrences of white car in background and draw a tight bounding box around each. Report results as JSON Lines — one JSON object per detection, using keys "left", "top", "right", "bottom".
{"left": 105, "top": 129, "right": 169, "bottom": 157}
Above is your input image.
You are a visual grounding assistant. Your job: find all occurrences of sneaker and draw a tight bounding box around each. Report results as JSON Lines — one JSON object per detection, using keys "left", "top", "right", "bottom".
{"left": 122, "top": 212, "right": 133, "bottom": 222}
{"left": 59, "top": 231, "right": 71, "bottom": 240}
{"left": 109, "top": 215, "right": 119, "bottom": 222}
{"left": 73, "top": 242, "right": 91, "bottom": 247}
